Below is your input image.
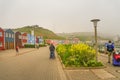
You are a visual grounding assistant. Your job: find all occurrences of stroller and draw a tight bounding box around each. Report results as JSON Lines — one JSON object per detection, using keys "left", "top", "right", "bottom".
{"left": 50, "top": 51, "right": 55, "bottom": 59}
{"left": 112, "top": 50, "right": 120, "bottom": 66}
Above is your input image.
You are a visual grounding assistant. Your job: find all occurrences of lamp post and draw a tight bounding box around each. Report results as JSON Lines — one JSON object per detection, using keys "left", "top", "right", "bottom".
{"left": 91, "top": 19, "right": 100, "bottom": 61}
{"left": 34, "top": 26, "right": 36, "bottom": 48}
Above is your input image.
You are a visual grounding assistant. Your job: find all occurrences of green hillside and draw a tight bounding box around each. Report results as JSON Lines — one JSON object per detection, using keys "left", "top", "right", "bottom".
{"left": 13, "top": 25, "right": 65, "bottom": 39}
{"left": 57, "top": 32, "right": 109, "bottom": 41}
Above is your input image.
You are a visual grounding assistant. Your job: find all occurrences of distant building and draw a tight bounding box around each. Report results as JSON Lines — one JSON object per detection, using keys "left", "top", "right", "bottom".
{"left": 37, "top": 36, "right": 44, "bottom": 44}
{"left": 45, "top": 39, "right": 52, "bottom": 44}
{"left": 15, "top": 31, "right": 22, "bottom": 48}
{"left": 4, "top": 29, "right": 14, "bottom": 49}
{"left": 21, "top": 32, "right": 28, "bottom": 47}
{"left": 0, "top": 27, "right": 5, "bottom": 50}
{"left": 36, "top": 36, "right": 39, "bottom": 43}
{"left": 73, "top": 38, "right": 80, "bottom": 43}
{"left": 64, "top": 40, "right": 69, "bottom": 44}
{"left": 27, "top": 34, "right": 36, "bottom": 44}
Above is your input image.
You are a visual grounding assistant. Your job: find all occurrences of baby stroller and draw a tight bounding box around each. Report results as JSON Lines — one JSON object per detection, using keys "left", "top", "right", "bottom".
{"left": 50, "top": 51, "right": 55, "bottom": 59}
{"left": 112, "top": 50, "right": 120, "bottom": 66}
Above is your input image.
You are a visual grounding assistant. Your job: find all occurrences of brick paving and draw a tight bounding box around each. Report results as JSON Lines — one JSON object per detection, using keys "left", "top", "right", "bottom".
{"left": 0, "top": 47, "right": 67, "bottom": 80}
{"left": 0, "top": 48, "right": 120, "bottom": 80}
{"left": 0, "top": 48, "right": 35, "bottom": 59}
{"left": 65, "top": 69, "right": 100, "bottom": 80}
{"left": 65, "top": 53, "right": 120, "bottom": 80}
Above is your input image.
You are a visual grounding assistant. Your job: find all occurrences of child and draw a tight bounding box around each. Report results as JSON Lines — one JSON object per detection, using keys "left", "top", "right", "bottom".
{"left": 16, "top": 45, "right": 19, "bottom": 55}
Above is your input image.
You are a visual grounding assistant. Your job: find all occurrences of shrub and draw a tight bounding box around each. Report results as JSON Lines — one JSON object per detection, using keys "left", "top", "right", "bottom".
{"left": 87, "top": 60, "right": 103, "bottom": 67}
{"left": 24, "top": 44, "right": 35, "bottom": 48}
{"left": 39, "top": 44, "right": 46, "bottom": 47}
{"left": 56, "top": 43, "right": 103, "bottom": 67}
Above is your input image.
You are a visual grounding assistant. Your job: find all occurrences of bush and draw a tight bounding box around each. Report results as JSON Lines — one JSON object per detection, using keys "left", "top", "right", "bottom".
{"left": 56, "top": 43, "right": 103, "bottom": 67}
{"left": 39, "top": 44, "right": 47, "bottom": 47}
{"left": 87, "top": 60, "right": 103, "bottom": 67}
{"left": 24, "top": 44, "right": 35, "bottom": 48}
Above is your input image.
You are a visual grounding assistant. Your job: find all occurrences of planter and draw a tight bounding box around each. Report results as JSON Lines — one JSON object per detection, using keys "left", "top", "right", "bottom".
{"left": 57, "top": 54, "right": 106, "bottom": 70}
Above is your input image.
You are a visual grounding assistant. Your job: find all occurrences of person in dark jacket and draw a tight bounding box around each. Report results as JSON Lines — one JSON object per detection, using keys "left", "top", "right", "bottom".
{"left": 49, "top": 43, "right": 55, "bottom": 59}
{"left": 106, "top": 40, "right": 115, "bottom": 63}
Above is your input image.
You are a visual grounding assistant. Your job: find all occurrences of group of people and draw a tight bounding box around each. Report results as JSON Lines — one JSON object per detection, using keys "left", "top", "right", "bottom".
{"left": 49, "top": 40, "right": 116, "bottom": 62}
{"left": 15, "top": 40, "right": 115, "bottom": 63}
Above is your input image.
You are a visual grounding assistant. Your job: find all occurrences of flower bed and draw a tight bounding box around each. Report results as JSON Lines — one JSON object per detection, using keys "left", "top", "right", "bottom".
{"left": 56, "top": 43, "right": 103, "bottom": 67}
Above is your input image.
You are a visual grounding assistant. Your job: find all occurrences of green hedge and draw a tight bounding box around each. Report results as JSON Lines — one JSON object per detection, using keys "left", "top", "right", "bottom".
{"left": 39, "top": 44, "right": 47, "bottom": 47}
{"left": 24, "top": 44, "right": 35, "bottom": 48}
{"left": 24, "top": 44, "right": 47, "bottom": 48}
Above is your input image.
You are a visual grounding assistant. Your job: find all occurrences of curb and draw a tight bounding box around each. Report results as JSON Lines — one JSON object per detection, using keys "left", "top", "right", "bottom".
{"left": 55, "top": 52, "right": 68, "bottom": 80}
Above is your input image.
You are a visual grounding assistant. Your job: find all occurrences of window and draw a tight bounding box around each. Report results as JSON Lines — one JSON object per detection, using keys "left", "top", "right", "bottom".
{"left": 11, "top": 34, "right": 12, "bottom": 38}
{"left": 23, "top": 36, "right": 25, "bottom": 39}
{"left": 22, "top": 36, "right": 27, "bottom": 39}
{"left": 25, "top": 36, "right": 28, "bottom": 39}
{"left": 12, "top": 34, "right": 14, "bottom": 38}
{"left": 19, "top": 35, "right": 22, "bottom": 39}
{"left": 9, "top": 33, "right": 12, "bottom": 38}
{"left": 0, "top": 42, "right": 2, "bottom": 47}
{"left": 0, "top": 32, "right": 2, "bottom": 37}
{"left": 6, "top": 33, "right": 8, "bottom": 37}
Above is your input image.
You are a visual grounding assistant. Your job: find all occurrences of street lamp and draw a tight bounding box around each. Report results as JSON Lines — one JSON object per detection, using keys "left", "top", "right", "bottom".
{"left": 34, "top": 27, "right": 35, "bottom": 48}
{"left": 91, "top": 19, "right": 100, "bottom": 61}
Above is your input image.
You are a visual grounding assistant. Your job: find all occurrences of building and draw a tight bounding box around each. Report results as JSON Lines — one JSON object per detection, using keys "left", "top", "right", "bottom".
{"left": 37, "top": 36, "right": 44, "bottom": 44}
{"left": 21, "top": 32, "right": 28, "bottom": 47}
{"left": 15, "top": 31, "right": 22, "bottom": 48}
{"left": 45, "top": 39, "right": 52, "bottom": 45}
{"left": 0, "top": 27, "right": 5, "bottom": 50}
{"left": 27, "top": 34, "right": 36, "bottom": 45}
{"left": 36, "top": 37, "right": 38, "bottom": 44}
{"left": 4, "top": 29, "right": 14, "bottom": 49}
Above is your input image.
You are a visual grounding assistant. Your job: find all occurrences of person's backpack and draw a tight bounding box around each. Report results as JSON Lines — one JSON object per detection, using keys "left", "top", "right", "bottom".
{"left": 107, "top": 43, "right": 114, "bottom": 52}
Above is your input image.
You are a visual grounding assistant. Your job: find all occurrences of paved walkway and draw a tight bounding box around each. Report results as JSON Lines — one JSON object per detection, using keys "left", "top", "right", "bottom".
{"left": 0, "top": 48, "right": 35, "bottom": 60}
{"left": 65, "top": 53, "right": 120, "bottom": 80}
{"left": 0, "top": 47, "right": 67, "bottom": 80}
{"left": 0, "top": 48, "right": 120, "bottom": 80}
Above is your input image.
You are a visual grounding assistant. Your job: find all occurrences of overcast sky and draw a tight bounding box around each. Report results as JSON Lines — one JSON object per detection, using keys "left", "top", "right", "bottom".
{"left": 0, "top": 0, "right": 120, "bottom": 35}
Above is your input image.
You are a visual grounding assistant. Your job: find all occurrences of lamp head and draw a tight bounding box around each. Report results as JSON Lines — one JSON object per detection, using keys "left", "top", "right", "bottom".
{"left": 91, "top": 19, "right": 100, "bottom": 27}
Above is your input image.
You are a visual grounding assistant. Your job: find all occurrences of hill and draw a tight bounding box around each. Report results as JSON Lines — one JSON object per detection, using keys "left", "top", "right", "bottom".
{"left": 12, "top": 25, "right": 64, "bottom": 39}
{"left": 56, "top": 32, "right": 112, "bottom": 41}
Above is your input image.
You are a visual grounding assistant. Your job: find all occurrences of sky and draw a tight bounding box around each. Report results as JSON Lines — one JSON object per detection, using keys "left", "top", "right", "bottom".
{"left": 0, "top": 0, "right": 120, "bottom": 35}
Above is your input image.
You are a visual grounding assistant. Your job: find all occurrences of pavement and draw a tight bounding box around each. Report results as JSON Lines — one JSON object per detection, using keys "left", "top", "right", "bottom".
{"left": 0, "top": 48, "right": 120, "bottom": 80}
{"left": 0, "top": 47, "right": 67, "bottom": 80}
{"left": 0, "top": 48, "right": 35, "bottom": 60}
{"left": 64, "top": 53, "right": 120, "bottom": 80}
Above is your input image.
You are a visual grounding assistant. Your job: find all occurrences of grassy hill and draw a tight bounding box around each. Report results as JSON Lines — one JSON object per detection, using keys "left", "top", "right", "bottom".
{"left": 12, "top": 25, "right": 65, "bottom": 39}
{"left": 12, "top": 25, "right": 112, "bottom": 41}
{"left": 57, "top": 32, "right": 110, "bottom": 41}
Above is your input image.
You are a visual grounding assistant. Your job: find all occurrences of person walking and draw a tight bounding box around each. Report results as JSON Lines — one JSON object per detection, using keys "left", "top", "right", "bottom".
{"left": 106, "top": 40, "right": 114, "bottom": 63}
{"left": 16, "top": 45, "right": 19, "bottom": 56}
{"left": 49, "top": 43, "right": 55, "bottom": 59}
